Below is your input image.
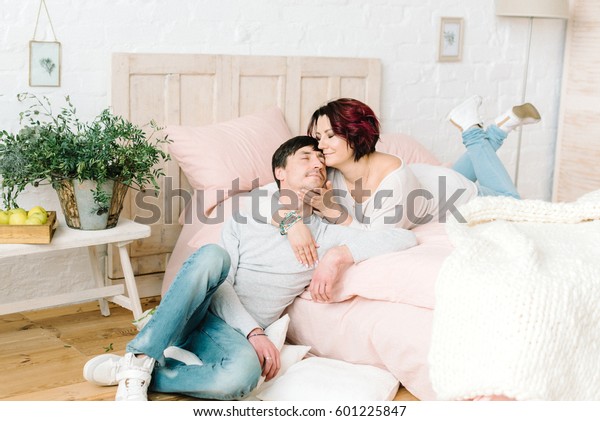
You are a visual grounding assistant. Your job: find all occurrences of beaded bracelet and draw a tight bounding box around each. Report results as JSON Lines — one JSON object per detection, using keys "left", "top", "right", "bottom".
{"left": 248, "top": 333, "right": 268, "bottom": 339}
{"left": 279, "top": 210, "right": 302, "bottom": 235}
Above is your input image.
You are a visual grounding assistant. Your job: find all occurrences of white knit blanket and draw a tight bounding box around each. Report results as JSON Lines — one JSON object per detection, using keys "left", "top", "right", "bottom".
{"left": 429, "top": 190, "right": 600, "bottom": 400}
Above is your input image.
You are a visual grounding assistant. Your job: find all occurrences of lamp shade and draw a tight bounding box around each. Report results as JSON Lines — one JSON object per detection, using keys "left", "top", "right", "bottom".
{"left": 495, "top": 0, "right": 569, "bottom": 19}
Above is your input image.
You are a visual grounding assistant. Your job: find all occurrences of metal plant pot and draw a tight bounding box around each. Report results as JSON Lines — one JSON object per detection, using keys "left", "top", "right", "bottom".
{"left": 54, "top": 179, "right": 128, "bottom": 230}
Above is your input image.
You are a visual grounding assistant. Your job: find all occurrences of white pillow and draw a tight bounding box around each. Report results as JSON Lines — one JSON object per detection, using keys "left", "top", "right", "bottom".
{"left": 256, "top": 357, "right": 400, "bottom": 401}
{"left": 277, "top": 345, "right": 312, "bottom": 377}
{"left": 264, "top": 314, "right": 290, "bottom": 350}
{"left": 243, "top": 344, "right": 312, "bottom": 401}
{"left": 240, "top": 314, "right": 305, "bottom": 400}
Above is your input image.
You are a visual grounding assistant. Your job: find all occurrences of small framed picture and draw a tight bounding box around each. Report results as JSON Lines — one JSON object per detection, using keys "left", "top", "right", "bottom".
{"left": 438, "top": 17, "right": 464, "bottom": 62}
{"left": 29, "top": 41, "right": 61, "bottom": 87}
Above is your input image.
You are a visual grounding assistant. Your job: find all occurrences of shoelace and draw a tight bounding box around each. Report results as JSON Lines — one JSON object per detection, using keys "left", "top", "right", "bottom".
{"left": 123, "top": 377, "right": 147, "bottom": 398}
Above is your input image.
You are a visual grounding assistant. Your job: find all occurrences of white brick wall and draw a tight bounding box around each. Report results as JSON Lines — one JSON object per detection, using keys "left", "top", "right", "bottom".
{"left": 0, "top": 0, "right": 567, "bottom": 302}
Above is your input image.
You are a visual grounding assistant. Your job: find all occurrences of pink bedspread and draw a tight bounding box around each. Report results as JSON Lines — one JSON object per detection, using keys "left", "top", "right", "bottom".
{"left": 286, "top": 223, "right": 453, "bottom": 400}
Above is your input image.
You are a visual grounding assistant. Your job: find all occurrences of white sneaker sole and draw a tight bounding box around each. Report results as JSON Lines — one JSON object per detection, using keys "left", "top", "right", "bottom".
{"left": 513, "top": 103, "right": 541, "bottom": 122}
{"left": 83, "top": 354, "right": 120, "bottom": 386}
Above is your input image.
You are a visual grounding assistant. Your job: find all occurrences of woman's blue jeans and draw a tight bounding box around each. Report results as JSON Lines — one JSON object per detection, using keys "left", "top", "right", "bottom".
{"left": 126, "top": 244, "right": 261, "bottom": 400}
{"left": 452, "top": 124, "right": 520, "bottom": 199}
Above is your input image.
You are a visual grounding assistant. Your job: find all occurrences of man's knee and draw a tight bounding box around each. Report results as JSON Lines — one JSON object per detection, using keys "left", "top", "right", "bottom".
{"left": 196, "top": 244, "right": 231, "bottom": 267}
{"left": 186, "top": 244, "right": 231, "bottom": 286}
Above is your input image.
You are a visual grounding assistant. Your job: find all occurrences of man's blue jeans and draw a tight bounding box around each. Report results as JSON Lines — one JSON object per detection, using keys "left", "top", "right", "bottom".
{"left": 452, "top": 124, "right": 520, "bottom": 199}
{"left": 126, "top": 244, "right": 262, "bottom": 400}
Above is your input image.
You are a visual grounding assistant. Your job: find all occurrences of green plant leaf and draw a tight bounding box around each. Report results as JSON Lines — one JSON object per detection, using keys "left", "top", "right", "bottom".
{"left": 0, "top": 93, "right": 170, "bottom": 210}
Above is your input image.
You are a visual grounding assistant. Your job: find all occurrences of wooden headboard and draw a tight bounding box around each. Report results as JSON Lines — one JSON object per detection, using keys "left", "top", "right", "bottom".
{"left": 109, "top": 53, "right": 382, "bottom": 297}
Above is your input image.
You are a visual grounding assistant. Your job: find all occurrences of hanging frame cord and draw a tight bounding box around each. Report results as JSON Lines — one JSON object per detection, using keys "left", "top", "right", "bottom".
{"left": 32, "top": 0, "right": 58, "bottom": 41}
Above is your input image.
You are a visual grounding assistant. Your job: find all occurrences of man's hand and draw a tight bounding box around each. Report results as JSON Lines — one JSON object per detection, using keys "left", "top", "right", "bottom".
{"left": 247, "top": 328, "right": 281, "bottom": 381}
{"left": 309, "top": 245, "right": 354, "bottom": 303}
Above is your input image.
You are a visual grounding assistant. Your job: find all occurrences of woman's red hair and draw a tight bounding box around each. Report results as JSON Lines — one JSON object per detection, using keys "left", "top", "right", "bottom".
{"left": 307, "top": 98, "right": 380, "bottom": 161}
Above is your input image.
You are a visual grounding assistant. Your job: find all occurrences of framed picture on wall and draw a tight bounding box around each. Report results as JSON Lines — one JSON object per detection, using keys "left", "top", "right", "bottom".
{"left": 438, "top": 17, "right": 463, "bottom": 62}
{"left": 29, "top": 41, "right": 61, "bottom": 87}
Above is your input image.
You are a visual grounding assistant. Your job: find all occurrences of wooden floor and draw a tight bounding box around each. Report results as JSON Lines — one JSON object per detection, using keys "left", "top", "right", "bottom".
{"left": 0, "top": 298, "right": 418, "bottom": 401}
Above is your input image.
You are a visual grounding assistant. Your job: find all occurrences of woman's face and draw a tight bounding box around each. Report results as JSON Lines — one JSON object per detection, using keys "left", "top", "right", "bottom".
{"left": 314, "top": 115, "right": 353, "bottom": 168}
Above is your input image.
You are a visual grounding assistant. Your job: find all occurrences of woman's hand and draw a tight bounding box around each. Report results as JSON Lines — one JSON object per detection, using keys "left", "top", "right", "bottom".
{"left": 299, "top": 180, "right": 332, "bottom": 213}
{"left": 300, "top": 181, "right": 346, "bottom": 223}
{"left": 248, "top": 329, "right": 281, "bottom": 381}
{"left": 286, "top": 221, "right": 319, "bottom": 267}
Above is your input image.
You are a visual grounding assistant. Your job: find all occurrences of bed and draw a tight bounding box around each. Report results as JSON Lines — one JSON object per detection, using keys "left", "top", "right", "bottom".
{"left": 110, "top": 53, "right": 448, "bottom": 400}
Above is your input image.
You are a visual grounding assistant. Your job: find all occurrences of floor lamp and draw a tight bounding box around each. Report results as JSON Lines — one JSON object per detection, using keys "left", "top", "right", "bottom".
{"left": 495, "top": 0, "right": 569, "bottom": 188}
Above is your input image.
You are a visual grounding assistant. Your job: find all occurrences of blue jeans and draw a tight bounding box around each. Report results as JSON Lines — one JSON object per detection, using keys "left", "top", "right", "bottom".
{"left": 126, "top": 244, "right": 262, "bottom": 400}
{"left": 452, "top": 125, "right": 520, "bottom": 199}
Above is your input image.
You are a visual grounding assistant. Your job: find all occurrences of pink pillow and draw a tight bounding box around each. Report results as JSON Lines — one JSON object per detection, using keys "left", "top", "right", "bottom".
{"left": 165, "top": 107, "right": 292, "bottom": 216}
{"left": 377, "top": 133, "right": 441, "bottom": 165}
{"left": 326, "top": 222, "right": 452, "bottom": 309}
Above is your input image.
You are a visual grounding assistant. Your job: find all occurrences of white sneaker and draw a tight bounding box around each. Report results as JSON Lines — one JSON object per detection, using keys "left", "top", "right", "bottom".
{"left": 115, "top": 353, "right": 155, "bottom": 401}
{"left": 446, "top": 95, "right": 484, "bottom": 132}
{"left": 495, "top": 103, "right": 541, "bottom": 133}
{"left": 83, "top": 354, "right": 121, "bottom": 386}
{"left": 83, "top": 352, "right": 155, "bottom": 401}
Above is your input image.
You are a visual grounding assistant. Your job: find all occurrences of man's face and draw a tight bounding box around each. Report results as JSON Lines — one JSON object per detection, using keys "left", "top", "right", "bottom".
{"left": 275, "top": 146, "right": 326, "bottom": 191}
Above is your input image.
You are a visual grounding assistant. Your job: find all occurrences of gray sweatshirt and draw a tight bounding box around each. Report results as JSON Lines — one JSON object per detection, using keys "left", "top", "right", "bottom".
{"left": 209, "top": 204, "right": 417, "bottom": 337}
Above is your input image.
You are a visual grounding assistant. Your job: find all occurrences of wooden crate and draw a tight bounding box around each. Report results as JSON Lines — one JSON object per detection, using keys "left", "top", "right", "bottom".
{"left": 0, "top": 212, "right": 58, "bottom": 244}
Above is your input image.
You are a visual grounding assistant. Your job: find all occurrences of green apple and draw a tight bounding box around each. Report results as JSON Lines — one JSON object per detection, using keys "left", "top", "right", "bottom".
{"left": 28, "top": 211, "right": 48, "bottom": 224}
{"left": 8, "top": 208, "right": 27, "bottom": 216}
{"left": 28, "top": 205, "right": 47, "bottom": 216}
{"left": 9, "top": 212, "right": 27, "bottom": 225}
{"left": 0, "top": 210, "right": 8, "bottom": 225}
{"left": 25, "top": 216, "right": 44, "bottom": 225}
{"left": 27, "top": 206, "right": 48, "bottom": 224}
{"left": 29, "top": 213, "right": 48, "bottom": 224}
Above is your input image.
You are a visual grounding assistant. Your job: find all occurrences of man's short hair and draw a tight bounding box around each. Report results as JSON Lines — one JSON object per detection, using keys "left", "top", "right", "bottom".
{"left": 271, "top": 136, "right": 320, "bottom": 188}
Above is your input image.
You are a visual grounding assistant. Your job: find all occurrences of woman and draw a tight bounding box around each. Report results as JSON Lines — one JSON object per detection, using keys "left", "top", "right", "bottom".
{"left": 284, "top": 96, "right": 541, "bottom": 266}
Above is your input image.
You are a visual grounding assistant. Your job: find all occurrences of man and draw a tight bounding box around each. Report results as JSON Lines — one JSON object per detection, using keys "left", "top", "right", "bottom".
{"left": 82, "top": 136, "right": 417, "bottom": 401}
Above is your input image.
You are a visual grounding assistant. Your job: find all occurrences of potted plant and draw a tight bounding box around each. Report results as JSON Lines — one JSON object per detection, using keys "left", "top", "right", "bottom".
{"left": 0, "top": 93, "right": 170, "bottom": 230}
